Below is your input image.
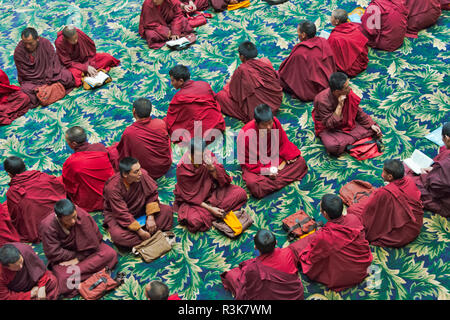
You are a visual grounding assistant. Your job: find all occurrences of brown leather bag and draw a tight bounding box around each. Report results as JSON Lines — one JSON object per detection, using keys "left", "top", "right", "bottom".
{"left": 339, "top": 180, "right": 375, "bottom": 207}
{"left": 212, "top": 209, "right": 254, "bottom": 238}
{"left": 282, "top": 210, "right": 323, "bottom": 242}
{"left": 36, "top": 82, "right": 66, "bottom": 106}
{"left": 132, "top": 231, "right": 175, "bottom": 263}
{"left": 78, "top": 267, "right": 121, "bottom": 300}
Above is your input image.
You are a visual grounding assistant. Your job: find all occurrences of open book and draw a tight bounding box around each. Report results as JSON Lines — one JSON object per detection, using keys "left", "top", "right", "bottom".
{"left": 166, "top": 37, "right": 190, "bottom": 47}
{"left": 318, "top": 30, "right": 331, "bottom": 39}
{"left": 83, "top": 71, "right": 110, "bottom": 88}
{"left": 425, "top": 126, "right": 444, "bottom": 147}
{"left": 403, "top": 149, "right": 434, "bottom": 174}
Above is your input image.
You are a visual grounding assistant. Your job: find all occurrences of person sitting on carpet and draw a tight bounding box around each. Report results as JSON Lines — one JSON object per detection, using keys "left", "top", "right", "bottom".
{"left": 404, "top": 0, "right": 441, "bottom": 39}
{"left": 289, "top": 194, "right": 373, "bottom": 291}
{"left": 0, "top": 68, "right": 31, "bottom": 125}
{"left": 312, "top": 72, "right": 382, "bottom": 156}
{"left": 221, "top": 229, "right": 304, "bottom": 300}
{"left": 145, "top": 280, "right": 181, "bottom": 300}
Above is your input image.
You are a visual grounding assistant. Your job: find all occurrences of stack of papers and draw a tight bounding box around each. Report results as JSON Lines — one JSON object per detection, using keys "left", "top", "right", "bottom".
{"left": 403, "top": 149, "right": 434, "bottom": 174}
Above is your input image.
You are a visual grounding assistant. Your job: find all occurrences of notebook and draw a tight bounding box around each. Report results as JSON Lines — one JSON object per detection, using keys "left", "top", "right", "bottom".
{"left": 425, "top": 126, "right": 444, "bottom": 147}
{"left": 136, "top": 215, "right": 146, "bottom": 227}
{"left": 403, "top": 149, "right": 434, "bottom": 174}
{"left": 83, "top": 71, "right": 110, "bottom": 88}
{"left": 348, "top": 13, "right": 362, "bottom": 23}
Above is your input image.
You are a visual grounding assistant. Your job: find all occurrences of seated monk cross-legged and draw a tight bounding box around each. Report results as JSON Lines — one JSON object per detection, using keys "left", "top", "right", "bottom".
{"left": 0, "top": 68, "right": 31, "bottom": 125}
{"left": 404, "top": 0, "right": 441, "bottom": 39}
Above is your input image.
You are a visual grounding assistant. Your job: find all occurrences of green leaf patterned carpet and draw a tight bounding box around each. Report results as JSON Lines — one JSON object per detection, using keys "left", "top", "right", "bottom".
{"left": 0, "top": 0, "right": 449, "bottom": 300}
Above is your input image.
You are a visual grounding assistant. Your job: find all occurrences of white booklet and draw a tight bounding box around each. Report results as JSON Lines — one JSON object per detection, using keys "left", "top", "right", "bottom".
{"left": 403, "top": 149, "right": 434, "bottom": 174}
{"left": 425, "top": 126, "right": 444, "bottom": 147}
{"left": 166, "top": 37, "right": 190, "bottom": 47}
{"left": 83, "top": 71, "right": 110, "bottom": 87}
{"left": 318, "top": 30, "right": 331, "bottom": 39}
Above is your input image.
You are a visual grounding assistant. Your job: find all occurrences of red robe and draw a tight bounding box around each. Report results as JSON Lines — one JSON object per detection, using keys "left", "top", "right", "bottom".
{"left": 408, "top": 147, "right": 450, "bottom": 218}
{"left": 6, "top": 170, "right": 66, "bottom": 243}
{"left": 441, "top": 0, "right": 450, "bottom": 10}
{"left": 328, "top": 22, "right": 369, "bottom": 77}
{"left": 347, "top": 177, "right": 424, "bottom": 247}
{"left": 0, "top": 243, "right": 58, "bottom": 300}
{"left": 55, "top": 28, "right": 120, "bottom": 87}
{"left": 168, "top": 293, "right": 182, "bottom": 300}
{"left": 0, "top": 203, "right": 20, "bottom": 247}
{"left": 404, "top": 0, "right": 441, "bottom": 38}
{"left": 139, "top": 0, "right": 194, "bottom": 49}
{"left": 116, "top": 118, "right": 172, "bottom": 180}
{"left": 174, "top": 151, "right": 248, "bottom": 233}
{"left": 221, "top": 248, "right": 304, "bottom": 300}
{"left": 62, "top": 142, "right": 114, "bottom": 212}
{"left": 0, "top": 69, "right": 31, "bottom": 125}
{"left": 312, "top": 88, "right": 377, "bottom": 155}
{"left": 166, "top": 80, "right": 226, "bottom": 143}
{"left": 360, "top": 0, "right": 409, "bottom": 52}
{"left": 39, "top": 206, "right": 118, "bottom": 297}
{"left": 237, "top": 117, "right": 308, "bottom": 199}
{"left": 216, "top": 58, "right": 283, "bottom": 123}
{"left": 289, "top": 214, "right": 373, "bottom": 291}
{"left": 13, "top": 37, "right": 74, "bottom": 107}
{"left": 278, "top": 37, "right": 336, "bottom": 102}
{"left": 103, "top": 170, "right": 174, "bottom": 248}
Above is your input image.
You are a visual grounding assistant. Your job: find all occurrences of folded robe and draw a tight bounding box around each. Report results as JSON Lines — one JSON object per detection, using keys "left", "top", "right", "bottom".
{"left": 174, "top": 150, "right": 247, "bottom": 233}
{"left": 404, "top": 0, "right": 441, "bottom": 38}
{"left": 0, "top": 242, "right": 58, "bottom": 300}
{"left": 55, "top": 28, "right": 120, "bottom": 87}
{"left": 6, "top": 170, "right": 66, "bottom": 243}
{"left": 14, "top": 37, "right": 75, "bottom": 107}
{"left": 116, "top": 118, "right": 172, "bottom": 180}
{"left": 216, "top": 58, "right": 283, "bottom": 123}
{"left": 0, "top": 69, "right": 31, "bottom": 125}
{"left": 359, "top": 0, "right": 409, "bottom": 52}
{"left": 278, "top": 36, "right": 336, "bottom": 102}
{"left": 328, "top": 22, "right": 369, "bottom": 77}
{"left": 347, "top": 176, "right": 424, "bottom": 247}
{"left": 62, "top": 142, "right": 115, "bottom": 212}
{"left": 139, "top": 0, "right": 194, "bottom": 49}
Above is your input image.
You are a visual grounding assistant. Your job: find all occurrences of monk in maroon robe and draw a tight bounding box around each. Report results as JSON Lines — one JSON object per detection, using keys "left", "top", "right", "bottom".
{"left": 39, "top": 199, "right": 118, "bottom": 297}
{"left": 278, "top": 20, "right": 336, "bottom": 102}
{"left": 405, "top": 123, "right": 450, "bottom": 218}
{"left": 0, "top": 243, "right": 59, "bottom": 300}
{"left": 180, "top": 0, "right": 209, "bottom": 13}
{"left": 328, "top": 9, "right": 369, "bottom": 77}
{"left": 13, "top": 27, "right": 74, "bottom": 108}
{"left": 312, "top": 72, "right": 382, "bottom": 156}
{"left": 404, "top": 0, "right": 441, "bottom": 38}
{"left": 441, "top": 0, "right": 450, "bottom": 10}
{"left": 216, "top": 41, "right": 283, "bottom": 123}
{"left": 359, "top": 0, "right": 409, "bottom": 52}
{"left": 4, "top": 156, "right": 66, "bottom": 243}
{"left": 62, "top": 126, "right": 114, "bottom": 212}
{"left": 103, "top": 157, "right": 174, "bottom": 248}
{"left": 347, "top": 160, "right": 424, "bottom": 247}
{"left": 221, "top": 229, "right": 304, "bottom": 300}
{"left": 139, "top": 0, "right": 194, "bottom": 49}
{"left": 289, "top": 194, "right": 373, "bottom": 291}
{"left": 174, "top": 140, "right": 248, "bottom": 233}
{"left": 166, "top": 65, "right": 226, "bottom": 144}
{"left": 55, "top": 26, "right": 120, "bottom": 87}
{"left": 0, "top": 68, "right": 31, "bottom": 125}
{"left": 116, "top": 98, "right": 172, "bottom": 180}
{"left": 237, "top": 104, "right": 308, "bottom": 199}
{"left": 0, "top": 203, "right": 20, "bottom": 248}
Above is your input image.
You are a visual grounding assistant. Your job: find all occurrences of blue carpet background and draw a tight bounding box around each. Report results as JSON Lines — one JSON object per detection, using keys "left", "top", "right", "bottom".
{"left": 0, "top": 0, "right": 449, "bottom": 300}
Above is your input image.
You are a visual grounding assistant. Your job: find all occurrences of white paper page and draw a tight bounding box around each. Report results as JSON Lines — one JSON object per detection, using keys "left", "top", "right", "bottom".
{"left": 84, "top": 71, "right": 109, "bottom": 87}
{"left": 166, "top": 37, "right": 190, "bottom": 47}
{"left": 403, "top": 149, "right": 434, "bottom": 174}
{"left": 318, "top": 30, "right": 330, "bottom": 39}
{"left": 425, "top": 126, "right": 444, "bottom": 147}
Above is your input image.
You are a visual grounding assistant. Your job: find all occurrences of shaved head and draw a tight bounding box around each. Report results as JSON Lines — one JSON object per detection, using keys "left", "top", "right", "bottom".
{"left": 331, "top": 9, "right": 348, "bottom": 25}
{"left": 62, "top": 25, "right": 77, "bottom": 38}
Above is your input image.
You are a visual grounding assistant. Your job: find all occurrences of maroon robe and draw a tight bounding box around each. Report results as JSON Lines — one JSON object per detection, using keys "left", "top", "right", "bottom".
{"left": 347, "top": 176, "right": 424, "bottom": 247}
{"left": 6, "top": 170, "right": 66, "bottom": 243}
{"left": 221, "top": 248, "right": 304, "bottom": 300}
{"left": 166, "top": 80, "right": 226, "bottom": 143}
{"left": 278, "top": 37, "right": 336, "bottom": 102}
{"left": 237, "top": 117, "right": 308, "bottom": 199}
{"left": 13, "top": 37, "right": 75, "bottom": 107}
{"left": 289, "top": 214, "right": 373, "bottom": 291}
{"left": 55, "top": 28, "right": 120, "bottom": 87}
{"left": 103, "top": 170, "right": 174, "bottom": 248}
{"left": 180, "top": 0, "right": 209, "bottom": 11}
{"left": 441, "top": 0, "right": 450, "bottom": 10}
{"left": 312, "top": 88, "right": 377, "bottom": 156}
{"left": 39, "top": 207, "right": 118, "bottom": 297}
{"left": 328, "top": 22, "right": 369, "bottom": 77}
{"left": 359, "top": 0, "right": 409, "bottom": 52}
{"left": 0, "top": 243, "right": 58, "bottom": 300}
{"left": 404, "top": 0, "right": 441, "bottom": 38}
{"left": 62, "top": 142, "right": 114, "bottom": 212}
{"left": 216, "top": 58, "right": 283, "bottom": 123}
{"left": 174, "top": 151, "right": 248, "bottom": 233}
{"left": 0, "top": 203, "right": 20, "bottom": 247}
{"left": 116, "top": 118, "right": 172, "bottom": 180}
{"left": 0, "top": 69, "right": 31, "bottom": 125}
{"left": 139, "top": 0, "right": 194, "bottom": 49}
{"left": 407, "top": 147, "right": 450, "bottom": 218}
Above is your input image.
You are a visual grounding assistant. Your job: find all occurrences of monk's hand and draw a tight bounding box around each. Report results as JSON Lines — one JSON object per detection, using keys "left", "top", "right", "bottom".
{"left": 210, "top": 207, "right": 226, "bottom": 218}
{"left": 37, "top": 286, "right": 46, "bottom": 300}
{"left": 59, "top": 258, "right": 79, "bottom": 266}
{"left": 371, "top": 125, "right": 382, "bottom": 137}
{"left": 230, "top": 0, "right": 238, "bottom": 3}
{"left": 286, "top": 157, "right": 298, "bottom": 165}
{"left": 204, "top": 152, "right": 215, "bottom": 171}
{"left": 30, "top": 286, "right": 39, "bottom": 299}
{"left": 420, "top": 167, "right": 433, "bottom": 174}
{"left": 87, "top": 66, "right": 98, "bottom": 77}
{"left": 137, "top": 228, "right": 151, "bottom": 240}
{"left": 145, "top": 215, "right": 157, "bottom": 235}
{"left": 170, "top": 34, "right": 180, "bottom": 40}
